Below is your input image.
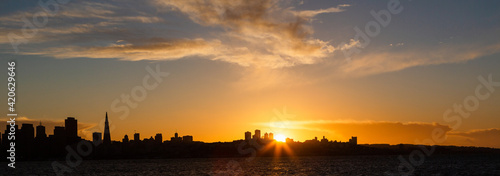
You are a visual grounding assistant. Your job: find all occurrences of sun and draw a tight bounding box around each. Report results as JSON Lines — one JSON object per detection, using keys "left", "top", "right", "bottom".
{"left": 275, "top": 134, "right": 287, "bottom": 142}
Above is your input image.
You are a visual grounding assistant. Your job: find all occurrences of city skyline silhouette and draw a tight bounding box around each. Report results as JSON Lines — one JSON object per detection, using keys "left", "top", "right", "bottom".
{"left": 1, "top": 0, "right": 500, "bottom": 175}
{"left": 2, "top": 112, "right": 499, "bottom": 162}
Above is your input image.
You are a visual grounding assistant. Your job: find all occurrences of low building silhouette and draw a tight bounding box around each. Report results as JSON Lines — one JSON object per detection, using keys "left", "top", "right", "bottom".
{"left": 349, "top": 136, "right": 357, "bottom": 145}
{"left": 93, "top": 132, "right": 102, "bottom": 145}
{"left": 123, "top": 134, "right": 129, "bottom": 143}
{"left": 182, "top": 135, "right": 193, "bottom": 142}
{"left": 53, "top": 126, "right": 65, "bottom": 139}
{"left": 171, "top": 132, "right": 182, "bottom": 142}
{"left": 321, "top": 136, "right": 328, "bottom": 143}
{"left": 2, "top": 125, "right": 17, "bottom": 147}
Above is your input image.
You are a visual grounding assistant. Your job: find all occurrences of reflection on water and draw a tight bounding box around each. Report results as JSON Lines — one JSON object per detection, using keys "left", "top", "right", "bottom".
{"left": 1, "top": 154, "right": 499, "bottom": 175}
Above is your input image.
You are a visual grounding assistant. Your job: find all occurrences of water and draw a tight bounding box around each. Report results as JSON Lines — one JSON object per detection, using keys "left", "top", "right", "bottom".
{"left": 1, "top": 154, "right": 499, "bottom": 175}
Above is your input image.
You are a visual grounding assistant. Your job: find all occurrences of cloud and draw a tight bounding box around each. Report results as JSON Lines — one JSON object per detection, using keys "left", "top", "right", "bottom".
{"left": 389, "top": 43, "right": 404, "bottom": 47}
{"left": 0, "top": 1, "right": 162, "bottom": 45}
{"left": 294, "top": 5, "right": 350, "bottom": 17}
{"left": 23, "top": 38, "right": 222, "bottom": 61}
{"left": 0, "top": 1, "right": 162, "bottom": 25}
{"left": 150, "top": 0, "right": 348, "bottom": 67}
{"left": 2, "top": 0, "right": 498, "bottom": 76}
{"left": 257, "top": 119, "right": 500, "bottom": 148}
{"left": 0, "top": 117, "right": 96, "bottom": 140}
{"left": 340, "top": 42, "right": 500, "bottom": 76}
{"left": 1, "top": 0, "right": 348, "bottom": 68}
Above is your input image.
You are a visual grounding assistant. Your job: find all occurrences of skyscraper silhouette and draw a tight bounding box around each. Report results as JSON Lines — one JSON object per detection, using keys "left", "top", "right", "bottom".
{"left": 65, "top": 117, "right": 79, "bottom": 144}
{"left": 254, "top": 129, "right": 261, "bottom": 139}
{"left": 20, "top": 123, "right": 35, "bottom": 142}
{"left": 155, "top": 133, "right": 162, "bottom": 143}
{"left": 65, "top": 117, "right": 77, "bottom": 138}
{"left": 245, "top": 131, "right": 251, "bottom": 141}
{"left": 103, "top": 112, "right": 111, "bottom": 145}
{"left": 36, "top": 121, "right": 46, "bottom": 139}
{"left": 134, "top": 133, "right": 140, "bottom": 142}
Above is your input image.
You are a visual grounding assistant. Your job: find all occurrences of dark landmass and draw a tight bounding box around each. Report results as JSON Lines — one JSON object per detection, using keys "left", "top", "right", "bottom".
{"left": 1, "top": 137, "right": 499, "bottom": 161}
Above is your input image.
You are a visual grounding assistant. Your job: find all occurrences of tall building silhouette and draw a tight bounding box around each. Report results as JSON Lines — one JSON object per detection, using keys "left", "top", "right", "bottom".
{"left": 155, "top": 133, "right": 162, "bottom": 143}
{"left": 245, "top": 131, "right": 251, "bottom": 141}
{"left": 65, "top": 117, "right": 78, "bottom": 138}
{"left": 253, "top": 129, "right": 261, "bottom": 139}
{"left": 269, "top": 133, "right": 274, "bottom": 140}
{"left": 134, "top": 133, "right": 140, "bottom": 142}
{"left": 36, "top": 122, "right": 46, "bottom": 139}
{"left": 20, "top": 123, "right": 35, "bottom": 142}
{"left": 264, "top": 132, "right": 269, "bottom": 140}
{"left": 103, "top": 112, "right": 111, "bottom": 145}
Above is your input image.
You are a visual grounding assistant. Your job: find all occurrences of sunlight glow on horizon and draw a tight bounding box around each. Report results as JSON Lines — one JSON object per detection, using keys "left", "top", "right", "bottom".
{"left": 275, "top": 134, "right": 287, "bottom": 142}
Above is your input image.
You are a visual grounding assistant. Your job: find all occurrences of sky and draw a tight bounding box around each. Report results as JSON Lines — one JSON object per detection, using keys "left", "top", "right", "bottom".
{"left": 0, "top": 0, "right": 499, "bottom": 148}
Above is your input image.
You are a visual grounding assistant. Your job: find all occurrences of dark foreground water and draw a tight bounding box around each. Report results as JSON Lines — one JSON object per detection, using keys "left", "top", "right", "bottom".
{"left": 1, "top": 154, "right": 499, "bottom": 175}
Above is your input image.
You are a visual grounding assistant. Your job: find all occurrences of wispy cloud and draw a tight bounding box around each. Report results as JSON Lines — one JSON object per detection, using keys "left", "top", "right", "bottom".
{"left": 23, "top": 38, "right": 222, "bottom": 61}
{"left": 340, "top": 42, "right": 500, "bottom": 76}
{"left": 0, "top": 1, "right": 162, "bottom": 46}
{"left": 1, "top": 0, "right": 349, "bottom": 68}
{"left": 150, "top": 0, "right": 348, "bottom": 67}
{"left": 293, "top": 4, "right": 350, "bottom": 17}
{"left": 1, "top": 0, "right": 499, "bottom": 76}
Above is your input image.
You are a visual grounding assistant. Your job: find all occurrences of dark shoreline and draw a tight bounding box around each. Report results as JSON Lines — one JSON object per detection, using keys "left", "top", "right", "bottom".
{"left": 2, "top": 139, "right": 499, "bottom": 161}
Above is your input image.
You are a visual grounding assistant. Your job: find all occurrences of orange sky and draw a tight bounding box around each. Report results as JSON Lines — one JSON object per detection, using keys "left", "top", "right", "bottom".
{"left": 1, "top": 0, "right": 500, "bottom": 149}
